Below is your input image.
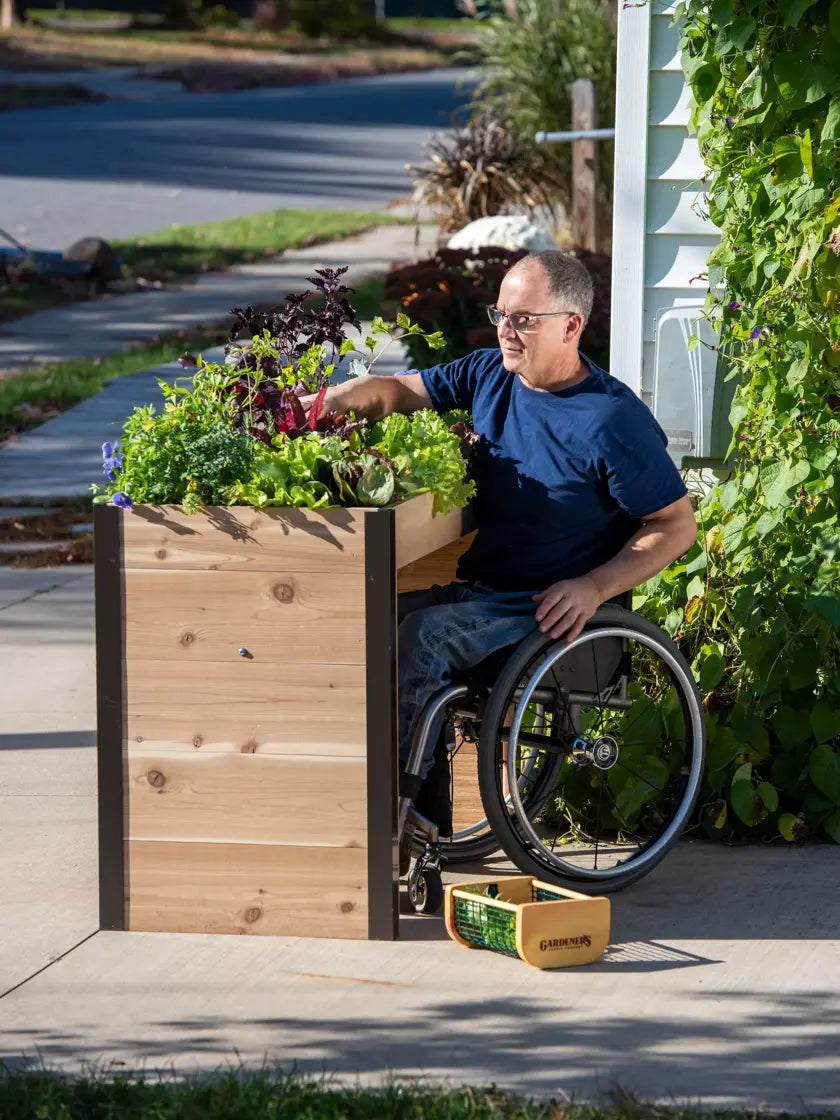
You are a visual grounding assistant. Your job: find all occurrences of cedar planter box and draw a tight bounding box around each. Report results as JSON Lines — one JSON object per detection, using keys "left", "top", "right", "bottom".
{"left": 95, "top": 493, "right": 474, "bottom": 941}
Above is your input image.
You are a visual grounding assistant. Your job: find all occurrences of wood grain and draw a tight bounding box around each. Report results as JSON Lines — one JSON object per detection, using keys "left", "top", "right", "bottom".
{"left": 122, "top": 506, "right": 366, "bottom": 572}
{"left": 126, "top": 752, "right": 367, "bottom": 847}
{"left": 125, "top": 659, "right": 367, "bottom": 757}
{"left": 126, "top": 840, "right": 368, "bottom": 937}
{"left": 123, "top": 569, "right": 365, "bottom": 663}
{"left": 396, "top": 532, "right": 476, "bottom": 593}
{"left": 450, "top": 739, "right": 487, "bottom": 836}
{"left": 393, "top": 493, "right": 474, "bottom": 569}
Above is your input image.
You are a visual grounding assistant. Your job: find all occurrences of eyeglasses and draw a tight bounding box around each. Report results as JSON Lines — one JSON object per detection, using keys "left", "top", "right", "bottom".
{"left": 486, "top": 306, "right": 576, "bottom": 333}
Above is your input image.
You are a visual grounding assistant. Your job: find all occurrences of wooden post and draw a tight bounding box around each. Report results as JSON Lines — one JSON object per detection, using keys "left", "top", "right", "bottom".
{"left": 571, "top": 79, "right": 599, "bottom": 252}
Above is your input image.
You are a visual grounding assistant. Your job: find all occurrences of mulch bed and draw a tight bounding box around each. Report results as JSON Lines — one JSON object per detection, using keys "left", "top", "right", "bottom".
{"left": 0, "top": 502, "right": 93, "bottom": 567}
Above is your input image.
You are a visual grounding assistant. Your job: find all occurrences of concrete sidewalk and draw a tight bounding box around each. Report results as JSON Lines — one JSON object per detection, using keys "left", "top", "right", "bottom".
{"left": 0, "top": 566, "right": 839, "bottom": 1113}
{"left": 0, "top": 221, "right": 432, "bottom": 501}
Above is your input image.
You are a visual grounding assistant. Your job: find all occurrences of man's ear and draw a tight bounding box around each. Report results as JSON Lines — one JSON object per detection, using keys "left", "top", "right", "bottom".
{"left": 565, "top": 313, "right": 585, "bottom": 343}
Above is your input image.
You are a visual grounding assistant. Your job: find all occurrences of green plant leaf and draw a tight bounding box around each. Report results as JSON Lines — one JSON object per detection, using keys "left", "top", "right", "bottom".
{"left": 778, "top": 812, "right": 805, "bottom": 840}
{"left": 804, "top": 594, "right": 840, "bottom": 627}
{"left": 830, "top": 0, "right": 840, "bottom": 41}
{"left": 698, "top": 651, "right": 726, "bottom": 692}
{"left": 756, "top": 781, "right": 779, "bottom": 813}
{"left": 773, "top": 55, "right": 837, "bottom": 108}
{"left": 780, "top": 0, "right": 818, "bottom": 25}
{"left": 774, "top": 706, "right": 813, "bottom": 747}
{"left": 823, "top": 809, "right": 840, "bottom": 843}
{"left": 811, "top": 702, "right": 840, "bottom": 745}
{"left": 809, "top": 743, "right": 840, "bottom": 804}
{"left": 355, "top": 460, "right": 395, "bottom": 507}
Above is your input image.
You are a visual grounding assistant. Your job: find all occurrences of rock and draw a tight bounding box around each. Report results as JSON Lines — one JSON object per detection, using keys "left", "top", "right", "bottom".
{"left": 446, "top": 215, "right": 556, "bottom": 254}
{"left": 62, "top": 237, "right": 121, "bottom": 288}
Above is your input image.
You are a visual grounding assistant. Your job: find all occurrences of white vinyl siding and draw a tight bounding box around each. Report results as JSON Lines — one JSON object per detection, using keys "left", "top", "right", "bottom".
{"left": 610, "top": 2, "right": 720, "bottom": 402}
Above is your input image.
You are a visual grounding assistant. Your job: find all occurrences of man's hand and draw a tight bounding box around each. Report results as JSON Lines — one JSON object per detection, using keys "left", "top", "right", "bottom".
{"left": 533, "top": 576, "right": 602, "bottom": 642}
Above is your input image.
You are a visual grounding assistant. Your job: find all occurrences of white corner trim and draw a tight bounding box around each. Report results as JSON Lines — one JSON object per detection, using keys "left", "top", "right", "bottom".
{"left": 610, "top": 1, "right": 652, "bottom": 397}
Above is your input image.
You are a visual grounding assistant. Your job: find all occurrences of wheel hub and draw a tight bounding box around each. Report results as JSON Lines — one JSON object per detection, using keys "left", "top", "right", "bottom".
{"left": 571, "top": 734, "right": 619, "bottom": 770}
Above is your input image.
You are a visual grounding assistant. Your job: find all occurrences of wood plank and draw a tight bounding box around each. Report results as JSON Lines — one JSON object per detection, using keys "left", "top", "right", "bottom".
{"left": 450, "top": 738, "right": 487, "bottom": 836}
{"left": 125, "top": 659, "right": 367, "bottom": 757}
{"left": 393, "top": 493, "right": 474, "bottom": 569}
{"left": 396, "top": 532, "right": 476, "bottom": 594}
{"left": 123, "top": 568, "right": 366, "bottom": 663}
{"left": 121, "top": 506, "right": 367, "bottom": 572}
{"left": 126, "top": 841, "right": 368, "bottom": 937}
{"left": 126, "top": 752, "right": 367, "bottom": 847}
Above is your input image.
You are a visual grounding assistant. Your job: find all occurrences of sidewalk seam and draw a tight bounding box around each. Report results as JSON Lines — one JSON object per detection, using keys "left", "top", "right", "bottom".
{"left": 0, "top": 568, "right": 92, "bottom": 613}
{"left": 0, "top": 929, "right": 98, "bottom": 1002}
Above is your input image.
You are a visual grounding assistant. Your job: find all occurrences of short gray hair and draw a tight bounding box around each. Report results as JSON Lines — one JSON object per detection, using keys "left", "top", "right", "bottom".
{"left": 513, "top": 250, "right": 594, "bottom": 326}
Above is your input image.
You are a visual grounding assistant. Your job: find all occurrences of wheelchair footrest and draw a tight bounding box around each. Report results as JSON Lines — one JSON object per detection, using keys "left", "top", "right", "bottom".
{"left": 444, "top": 876, "right": 610, "bottom": 969}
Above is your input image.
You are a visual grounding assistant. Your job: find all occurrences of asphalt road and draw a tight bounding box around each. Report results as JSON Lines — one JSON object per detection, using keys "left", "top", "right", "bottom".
{"left": 0, "top": 68, "right": 472, "bottom": 250}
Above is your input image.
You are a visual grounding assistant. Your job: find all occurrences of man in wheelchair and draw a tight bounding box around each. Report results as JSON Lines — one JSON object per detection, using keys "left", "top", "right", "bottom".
{"left": 308, "top": 250, "right": 698, "bottom": 886}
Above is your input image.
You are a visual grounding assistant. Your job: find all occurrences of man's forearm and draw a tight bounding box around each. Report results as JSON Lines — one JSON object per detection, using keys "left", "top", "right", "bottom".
{"left": 586, "top": 509, "right": 698, "bottom": 603}
{"left": 315, "top": 375, "right": 422, "bottom": 422}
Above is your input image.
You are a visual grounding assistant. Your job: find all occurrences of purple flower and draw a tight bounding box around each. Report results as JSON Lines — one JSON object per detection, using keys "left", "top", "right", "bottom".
{"left": 725, "top": 116, "right": 736, "bottom": 127}
{"left": 112, "top": 492, "right": 133, "bottom": 509}
{"left": 102, "top": 441, "right": 119, "bottom": 459}
{"left": 749, "top": 327, "right": 763, "bottom": 341}
{"left": 102, "top": 453, "right": 124, "bottom": 481}
{"left": 728, "top": 300, "right": 741, "bottom": 310}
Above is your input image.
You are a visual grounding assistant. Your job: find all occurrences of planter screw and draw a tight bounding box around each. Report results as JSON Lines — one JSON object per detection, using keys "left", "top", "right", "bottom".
{"left": 238, "top": 647, "right": 253, "bottom": 659}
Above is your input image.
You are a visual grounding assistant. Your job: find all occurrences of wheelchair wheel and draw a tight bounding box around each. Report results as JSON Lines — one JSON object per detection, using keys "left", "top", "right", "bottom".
{"left": 477, "top": 605, "right": 706, "bottom": 893}
{"left": 440, "top": 717, "right": 566, "bottom": 865}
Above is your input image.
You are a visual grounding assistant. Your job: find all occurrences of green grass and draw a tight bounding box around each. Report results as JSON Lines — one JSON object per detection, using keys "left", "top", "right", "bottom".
{"left": 114, "top": 209, "right": 401, "bottom": 282}
{"left": 0, "top": 325, "right": 227, "bottom": 443}
{"left": 0, "top": 1071, "right": 835, "bottom": 1120}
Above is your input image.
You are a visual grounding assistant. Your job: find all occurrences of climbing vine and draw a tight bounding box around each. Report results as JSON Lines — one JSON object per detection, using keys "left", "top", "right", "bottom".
{"left": 637, "top": 0, "right": 840, "bottom": 842}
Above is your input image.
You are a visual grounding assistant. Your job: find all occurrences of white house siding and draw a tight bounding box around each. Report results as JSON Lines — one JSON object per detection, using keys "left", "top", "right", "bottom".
{"left": 609, "top": 1, "right": 721, "bottom": 403}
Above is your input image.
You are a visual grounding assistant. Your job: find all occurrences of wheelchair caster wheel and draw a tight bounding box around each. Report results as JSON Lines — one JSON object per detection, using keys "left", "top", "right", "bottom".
{"left": 408, "top": 866, "right": 444, "bottom": 915}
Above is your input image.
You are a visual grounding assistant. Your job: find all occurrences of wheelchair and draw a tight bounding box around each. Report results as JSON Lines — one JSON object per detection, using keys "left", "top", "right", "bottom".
{"left": 398, "top": 599, "right": 707, "bottom": 915}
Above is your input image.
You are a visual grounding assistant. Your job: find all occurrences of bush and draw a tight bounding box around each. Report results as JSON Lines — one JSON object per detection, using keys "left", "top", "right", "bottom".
{"left": 384, "top": 246, "right": 611, "bottom": 371}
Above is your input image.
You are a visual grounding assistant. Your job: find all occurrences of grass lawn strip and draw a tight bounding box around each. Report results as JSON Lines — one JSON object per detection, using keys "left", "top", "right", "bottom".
{"left": 115, "top": 209, "right": 401, "bottom": 281}
{"left": 0, "top": 208, "right": 397, "bottom": 324}
{"left": 0, "top": 1071, "right": 835, "bottom": 1119}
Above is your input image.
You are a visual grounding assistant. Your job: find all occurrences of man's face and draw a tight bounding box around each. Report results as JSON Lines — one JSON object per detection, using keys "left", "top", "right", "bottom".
{"left": 494, "top": 263, "right": 579, "bottom": 385}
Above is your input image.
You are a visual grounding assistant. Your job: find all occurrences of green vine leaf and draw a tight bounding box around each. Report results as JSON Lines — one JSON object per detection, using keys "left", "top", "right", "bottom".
{"left": 780, "top": 0, "right": 819, "bottom": 26}
{"left": 809, "top": 743, "right": 840, "bottom": 804}
{"left": 810, "top": 704, "right": 840, "bottom": 747}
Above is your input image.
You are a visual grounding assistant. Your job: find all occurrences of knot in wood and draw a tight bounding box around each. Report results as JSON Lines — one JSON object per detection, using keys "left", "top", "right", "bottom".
{"left": 244, "top": 906, "right": 262, "bottom": 924}
{"left": 340, "top": 901, "right": 356, "bottom": 914}
{"left": 147, "top": 769, "right": 166, "bottom": 788}
{"left": 272, "top": 582, "right": 295, "bottom": 604}
{"left": 192, "top": 735, "right": 203, "bottom": 748}
{"left": 240, "top": 739, "right": 258, "bottom": 754}
{"left": 180, "top": 631, "right": 195, "bottom": 647}
{"left": 155, "top": 548, "right": 167, "bottom": 560}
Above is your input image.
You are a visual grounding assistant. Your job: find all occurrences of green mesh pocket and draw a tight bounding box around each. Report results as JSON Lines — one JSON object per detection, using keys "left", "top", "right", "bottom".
{"left": 452, "top": 893, "right": 518, "bottom": 956}
{"left": 534, "top": 885, "right": 568, "bottom": 902}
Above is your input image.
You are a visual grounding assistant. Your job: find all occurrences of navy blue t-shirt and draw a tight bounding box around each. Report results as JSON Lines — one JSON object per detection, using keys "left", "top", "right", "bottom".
{"left": 419, "top": 349, "right": 686, "bottom": 592}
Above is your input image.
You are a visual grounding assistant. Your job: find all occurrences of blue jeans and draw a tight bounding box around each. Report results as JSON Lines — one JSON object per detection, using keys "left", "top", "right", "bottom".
{"left": 397, "top": 581, "right": 541, "bottom": 779}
